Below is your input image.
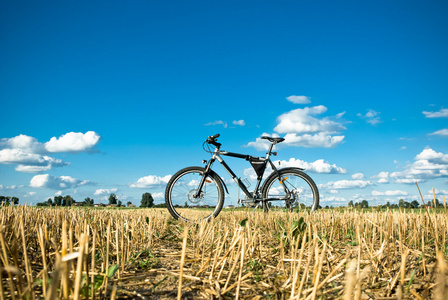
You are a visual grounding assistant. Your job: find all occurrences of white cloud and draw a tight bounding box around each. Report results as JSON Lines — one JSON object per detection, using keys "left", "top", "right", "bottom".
{"left": 243, "top": 157, "right": 345, "bottom": 181}
{"left": 45, "top": 131, "right": 101, "bottom": 153}
{"left": 415, "top": 148, "right": 448, "bottom": 163}
{"left": 352, "top": 173, "right": 364, "bottom": 180}
{"left": 372, "top": 190, "right": 408, "bottom": 196}
{"left": 0, "top": 132, "right": 100, "bottom": 173}
{"left": 245, "top": 132, "right": 345, "bottom": 150}
{"left": 245, "top": 133, "right": 281, "bottom": 151}
{"left": 30, "top": 174, "right": 91, "bottom": 190}
{"left": 335, "top": 112, "right": 346, "bottom": 119}
{"left": 0, "top": 134, "right": 45, "bottom": 153}
{"left": 24, "top": 192, "right": 37, "bottom": 197}
{"left": 282, "top": 133, "right": 345, "bottom": 148}
{"left": 423, "top": 108, "right": 448, "bottom": 118}
{"left": 429, "top": 129, "right": 448, "bottom": 136}
{"left": 390, "top": 147, "right": 448, "bottom": 183}
{"left": 286, "top": 95, "right": 311, "bottom": 104}
{"left": 274, "top": 105, "right": 345, "bottom": 134}
{"left": 357, "top": 109, "right": 381, "bottom": 125}
{"left": 374, "top": 171, "right": 390, "bottom": 183}
{"left": 1, "top": 132, "right": 101, "bottom": 154}
{"left": 0, "top": 184, "right": 23, "bottom": 190}
{"left": 246, "top": 104, "right": 346, "bottom": 149}
{"left": 394, "top": 178, "right": 423, "bottom": 184}
{"left": 232, "top": 120, "right": 245, "bottom": 126}
{"left": 205, "top": 120, "right": 228, "bottom": 128}
{"left": 321, "top": 196, "right": 347, "bottom": 203}
{"left": 16, "top": 165, "right": 55, "bottom": 173}
{"left": 94, "top": 188, "right": 118, "bottom": 195}
{"left": 275, "top": 158, "right": 346, "bottom": 174}
{"left": 430, "top": 189, "right": 448, "bottom": 195}
{"left": 130, "top": 175, "right": 172, "bottom": 188}
{"left": 0, "top": 148, "right": 68, "bottom": 173}
{"left": 153, "top": 192, "right": 164, "bottom": 200}
{"left": 320, "top": 179, "right": 372, "bottom": 189}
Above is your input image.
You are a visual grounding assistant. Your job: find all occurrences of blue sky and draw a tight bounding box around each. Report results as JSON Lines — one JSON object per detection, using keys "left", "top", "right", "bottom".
{"left": 1, "top": 0, "right": 447, "bottom": 206}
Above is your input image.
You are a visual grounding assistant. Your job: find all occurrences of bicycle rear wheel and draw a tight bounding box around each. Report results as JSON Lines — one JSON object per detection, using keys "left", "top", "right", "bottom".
{"left": 165, "top": 166, "right": 225, "bottom": 222}
{"left": 261, "top": 168, "right": 319, "bottom": 213}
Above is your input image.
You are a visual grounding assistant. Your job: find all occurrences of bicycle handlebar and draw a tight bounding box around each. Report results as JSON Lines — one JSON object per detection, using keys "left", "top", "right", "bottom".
{"left": 208, "top": 133, "right": 220, "bottom": 141}
{"left": 206, "top": 133, "right": 221, "bottom": 149}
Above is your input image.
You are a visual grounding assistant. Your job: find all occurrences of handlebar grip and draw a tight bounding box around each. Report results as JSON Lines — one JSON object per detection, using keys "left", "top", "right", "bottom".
{"left": 209, "top": 133, "right": 220, "bottom": 140}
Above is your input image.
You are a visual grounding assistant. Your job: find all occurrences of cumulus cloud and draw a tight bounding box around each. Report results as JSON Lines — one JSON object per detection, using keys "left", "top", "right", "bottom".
{"left": 429, "top": 129, "right": 448, "bottom": 137}
{"left": 245, "top": 133, "right": 281, "bottom": 151}
{"left": 286, "top": 95, "right": 311, "bottom": 104}
{"left": 30, "top": 174, "right": 92, "bottom": 190}
{"left": 94, "top": 188, "right": 118, "bottom": 195}
{"left": 0, "top": 134, "right": 45, "bottom": 153}
{"left": 243, "top": 157, "right": 345, "bottom": 181}
{"left": 130, "top": 175, "right": 172, "bottom": 188}
{"left": 357, "top": 109, "right": 381, "bottom": 125}
{"left": 372, "top": 190, "right": 408, "bottom": 196}
{"left": 274, "top": 106, "right": 345, "bottom": 134}
{"left": 232, "top": 120, "right": 245, "bottom": 126}
{"left": 423, "top": 108, "right": 448, "bottom": 118}
{"left": 275, "top": 158, "right": 346, "bottom": 174}
{"left": 281, "top": 133, "right": 345, "bottom": 148}
{"left": 415, "top": 148, "right": 448, "bottom": 163}
{"left": 0, "top": 148, "right": 68, "bottom": 173}
{"left": 352, "top": 173, "right": 364, "bottom": 180}
{"left": 0, "top": 131, "right": 101, "bottom": 173}
{"left": 45, "top": 131, "right": 101, "bottom": 153}
{"left": 390, "top": 147, "right": 448, "bottom": 184}
{"left": 374, "top": 171, "right": 390, "bottom": 183}
{"left": 320, "top": 179, "right": 372, "bottom": 190}
{"left": 246, "top": 105, "right": 346, "bottom": 149}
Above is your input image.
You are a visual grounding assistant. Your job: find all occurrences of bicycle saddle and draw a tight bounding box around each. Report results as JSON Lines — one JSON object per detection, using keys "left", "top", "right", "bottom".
{"left": 261, "top": 136, "right": 285, "bottom": 143}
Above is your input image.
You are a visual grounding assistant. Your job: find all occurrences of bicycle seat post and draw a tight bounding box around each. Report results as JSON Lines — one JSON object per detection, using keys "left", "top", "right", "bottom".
{"left": 266, "top": 141, "right": 276, "bottom": 159}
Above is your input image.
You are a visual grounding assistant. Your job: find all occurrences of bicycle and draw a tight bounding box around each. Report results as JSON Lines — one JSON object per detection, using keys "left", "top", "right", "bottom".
{"left": 165, "top": 134, "right": 319, "bottom": 221}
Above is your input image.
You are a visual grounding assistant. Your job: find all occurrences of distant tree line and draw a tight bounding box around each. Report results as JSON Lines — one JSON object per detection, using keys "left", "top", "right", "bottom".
{"left": 377, "top": 199, "right": 421, "bottom": 209}
{"left": 345, "top": 199, "right": 445, "bottom": 210}
{"left": 37, "top": 195, "right": 93, "bottom": 207}
{"left": 347, "top": 200, "right": 369, "bottom": 209}
{"left": 34, "top": 192, "right": 160, "bottom": 208}
{"left": 0, "top": 196, "right": 19, "bottom": 206}
{"left": 376, "top": 199, "right": 444, "bottom": 209}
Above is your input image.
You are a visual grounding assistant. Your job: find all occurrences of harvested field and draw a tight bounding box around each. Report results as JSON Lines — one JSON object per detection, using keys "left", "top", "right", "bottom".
{"left": 0, "top": 206, "right": 447, "bottom": 299}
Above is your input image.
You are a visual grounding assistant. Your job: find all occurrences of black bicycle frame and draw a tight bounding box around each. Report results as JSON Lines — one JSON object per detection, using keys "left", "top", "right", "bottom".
{"left": 194, "top": 143, "right": 283, "bottom": 200}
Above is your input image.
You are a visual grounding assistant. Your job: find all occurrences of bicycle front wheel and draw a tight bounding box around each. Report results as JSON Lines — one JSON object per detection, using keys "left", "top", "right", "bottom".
{"left": 261, "top": 168, "right": 319, "bottom": 213}
{"left": 165, "top": 166, "right": 225, "bottom": 222}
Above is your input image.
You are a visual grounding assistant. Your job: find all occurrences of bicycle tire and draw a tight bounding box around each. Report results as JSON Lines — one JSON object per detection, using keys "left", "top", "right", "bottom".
{"left": 261, "top": 168, "right": 319, "bottom": 213}
{"left": 165, "top": 166, "right": 225, "bottom": 222}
